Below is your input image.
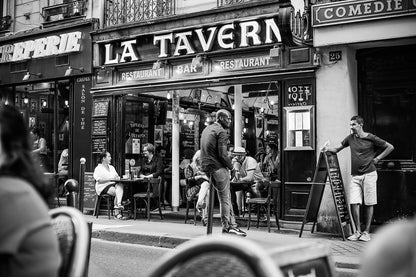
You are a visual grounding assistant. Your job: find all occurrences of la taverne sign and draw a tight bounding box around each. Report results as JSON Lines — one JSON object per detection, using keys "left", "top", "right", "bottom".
{"left": 104, "top": 16, "right": 283, "bottom": 65}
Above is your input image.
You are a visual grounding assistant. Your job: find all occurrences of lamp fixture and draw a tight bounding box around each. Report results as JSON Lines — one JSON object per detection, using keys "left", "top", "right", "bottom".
{"left": 65, "top": 66, "right": 84, "bottom": 76}
{"left": 166, "top": 92, "right": 171, "bottom": 100}
{"left": 269, "top": 45, "right": 281, "bottom": 58}
{"left": 23, "top": 72, "right": 42, "bottom": 81}
{"left": 23, "top": 96, "right": 29, "bottom": 104}
{"left": 191, "top": 54, "right": 204, "bottom": 67}
{"left": 41, "top": 99, "right": 48, "bottom": 108}
{"left": 152, "top": 60, "right": 162, "bottom": 70}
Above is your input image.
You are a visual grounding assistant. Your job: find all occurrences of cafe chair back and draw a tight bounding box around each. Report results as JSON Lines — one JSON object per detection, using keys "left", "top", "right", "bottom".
{"left": 133, "top": 177, "right": 163, "bottom": 221}
{"left": 147, "top": 235, "right": 284, "bottom": 277}
{"left": 247, "top": 180, "right": 281, "bottom": 232}
{"left": 93, "top": 192, "right": 114, "bottom": 219}
{"left": 49, "top": 206, "right": 91, "bottom": 277}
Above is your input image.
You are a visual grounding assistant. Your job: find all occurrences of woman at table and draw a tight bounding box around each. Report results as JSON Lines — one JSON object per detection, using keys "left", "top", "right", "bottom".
{"left": 262, "top": 142, "right": 280, "bottom": 180}
{"left": 93, "top": 150, "right": 125, "bottom": 218}
{"left": 30, "top": 127, "right": 49, "bottom": 171}
{"left": 140, "top": 143, "right": 164, "bottom": 180}
{"left": 0, "top": 104, "right": 61, "bottom": 276}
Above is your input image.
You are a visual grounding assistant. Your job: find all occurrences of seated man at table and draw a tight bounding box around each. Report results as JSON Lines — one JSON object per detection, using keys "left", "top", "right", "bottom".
{"left": 231, "top": 146, "right": 265, "bottom": 215}
{"left": 94, "top": 150, "right": 126, "bottom": 219}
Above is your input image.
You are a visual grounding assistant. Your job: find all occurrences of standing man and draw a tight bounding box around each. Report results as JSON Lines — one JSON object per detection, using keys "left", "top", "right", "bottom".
{"left": 326, "top": 115, "right": 394, "bottom": 241}
{"left": 200, "top": 109, "right": 246, "bottom": 236}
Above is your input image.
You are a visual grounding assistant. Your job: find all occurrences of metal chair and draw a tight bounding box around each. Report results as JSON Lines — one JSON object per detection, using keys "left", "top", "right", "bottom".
{"left": 93, "top": 193, "right": 114, "bottom": 219}
{"left": 49, "top": 206, "right": 91, "bottom": 277}
{"left": 247, "top": 180, "right": 281, "bottom": 232}
{"left": 147, "top": 235, "right": 284, "bottom": 277}
{"left": 133, "top": 177, "right": 163, "bottom": 221}
{"left": 184, "top": 181, "right": 199, "bottom": 225}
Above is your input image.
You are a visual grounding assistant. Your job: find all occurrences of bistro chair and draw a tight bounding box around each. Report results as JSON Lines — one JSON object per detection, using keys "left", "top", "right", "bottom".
{"left": 247, "top": 180, "right": 281, "bottom": 232}
{"left": 49, "top": 206, "right": 91, "bottom": 277}
{"left": 133, "top": 177, "right": 163, "bottom": 221}
{"left": 93, "top": 192, "right": 114, "bottom": 219}
{"left": 184, "top": 182, "right": 199, "bottom": 226}
{"left": 147, "top": 235, "right": 284, "bottom": 277}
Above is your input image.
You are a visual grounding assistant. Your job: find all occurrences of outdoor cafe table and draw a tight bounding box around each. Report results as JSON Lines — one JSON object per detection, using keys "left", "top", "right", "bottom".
{"left": 110, "top": 177, "right": 149, "bottom": 219}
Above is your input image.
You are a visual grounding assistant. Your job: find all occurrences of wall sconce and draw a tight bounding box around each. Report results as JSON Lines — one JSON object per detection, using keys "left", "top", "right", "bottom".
{"left": 152, "top": 60, "right": 162, "bottom": 70}
{"left": 269, "top": 45, "right": 281, "bottom": 58}
{"left": 23, "top": 72, "right": 42, "bottom": 81}
{"left": 23, "top": 96, "right": 29, "bottom": 104}
{"left": 191, "top": 55, "right": 204, "bottom": 67}
{"left": 65, "top": 66, "right": 84, "bottom": 76}
{"left": 313, "top": 49, "right": 321, "bottom": 66}
{"left": 41, "top": 99, "right": 48, "bottom": 108}
{"left": 166, "top": 92, "right": 171, "bottom": 100}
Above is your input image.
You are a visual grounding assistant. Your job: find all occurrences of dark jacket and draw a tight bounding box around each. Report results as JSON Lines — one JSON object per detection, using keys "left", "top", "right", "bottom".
{"left": 200, "top": 122, "right": 233, "bottom": 173}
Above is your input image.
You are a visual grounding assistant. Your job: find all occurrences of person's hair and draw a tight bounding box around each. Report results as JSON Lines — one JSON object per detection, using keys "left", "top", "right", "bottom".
{"left": 266, "top": 142, "right": 277, "bottom": 151}
{"left": 216, "top": 109, "right": 230, "bottom": 121}
{"left": 30, "top": 126, "right": 41, "bottom": 136}
{"left": 98, "top": 150, "right": 109, "bottom": 163}
{"left": 0, "top": 104, "right": 51, "bottom": 202}
{"left": 144, "top": 143, "right": 155, "bottom": 154}
{"left": 351, "top": 115, "right": 364, "bottom": 125}
{"left": 192, "top": 150, "right": 201, "bottom": 165}
{"left": 183, "top": 148, "right": 195, "bottom": 159}
{"left": 155, "top": 145, "right": 164, "bottom": 154}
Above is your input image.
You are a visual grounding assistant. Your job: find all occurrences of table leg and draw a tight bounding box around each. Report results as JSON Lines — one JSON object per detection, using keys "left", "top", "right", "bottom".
{"left": 206, "top": 174, "right": 215, "bottom": 235}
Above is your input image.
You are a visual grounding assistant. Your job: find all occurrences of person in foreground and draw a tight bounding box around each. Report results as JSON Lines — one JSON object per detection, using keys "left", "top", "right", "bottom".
{"left": 200, "top": 109, "right": 246, "bottom": 236}
{"left": 360, "top": 217, "right": 416, "bottom": 277}
{"left": 0, "top": 104, "right": 61, "bottom": 277}
{"left": 326, "top": 115, "right": 394, "bottom": 241}
{"left": 93, "top": 150, "right": 126, "bottom": 219}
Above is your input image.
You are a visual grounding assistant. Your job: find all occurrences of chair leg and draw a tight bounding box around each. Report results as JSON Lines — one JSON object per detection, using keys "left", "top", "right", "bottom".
{"left": 274, "top": 206, "right": 280, "bottom": 230}
{"left": 94, "top": 195, "right": 100, "bottom": 218}
{"left": 106, "top": 196, "right": 111, "bottom": 219}
{"left": 256, "top": 206, "right": 260, "bottom": 228}
{"left": 133, "top": 197, "right": 137, "bottom": 220}
{"left": 247, "top": 202, "right": 251, "bottom": 230}
{"left": 184, "top": 199, "right": 190, "bottom": 223}
{"left": 267, "top": 204, "right": 271, "bottom": 232}
{"left": 158, "top": 200, "right": 163, "bottom": 220}
{"left": 193, "top": 199, "right": 197, "bottom": 226}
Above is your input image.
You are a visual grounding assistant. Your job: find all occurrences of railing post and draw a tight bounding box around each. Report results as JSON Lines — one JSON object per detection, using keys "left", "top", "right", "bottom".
{"left": 79, "top": 157, "right": 86, "bottom": 212}
{"left": 65, "top": 179, "right": 79, "bottom": 208}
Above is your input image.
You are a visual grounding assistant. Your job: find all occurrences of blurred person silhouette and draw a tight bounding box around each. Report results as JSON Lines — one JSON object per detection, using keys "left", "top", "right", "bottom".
{"left": 262, "top": 142, "right": 280, "bottom": 180}
{"left": 360, "top": 217, "right": 416, "bottom": 277}
{"left": 30, "top": 126, "right": 49, "bottom": 171}
{"left": 93, "top": 150, "right": 126, "bottom": 219}
{"left": 0, "top": 104, "right": 61, "bottom": 276}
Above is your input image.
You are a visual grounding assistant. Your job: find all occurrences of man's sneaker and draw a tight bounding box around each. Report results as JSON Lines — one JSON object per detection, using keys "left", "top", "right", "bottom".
{"left": 359, "top": 231, "right": 371, "bottom": 242}
{"left": 347, "top": 231, "right": 361, "bottom": 241}
{"left": 114, "top": 204, "right": 124, "bottom": 210}
{"left": 196, "top": 202, "right": 206, "bottom": 213}
{"left": 222, "top": 227, "right": 247, "bottom": 237}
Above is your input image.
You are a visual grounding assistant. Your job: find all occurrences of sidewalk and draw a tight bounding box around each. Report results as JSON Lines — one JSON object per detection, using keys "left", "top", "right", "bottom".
{"left": 87, "top": 208, "right": 366, "bottom": 276}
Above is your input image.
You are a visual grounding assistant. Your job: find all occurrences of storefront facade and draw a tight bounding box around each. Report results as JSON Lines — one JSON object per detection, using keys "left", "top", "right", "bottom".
{"left": 90, "top": 1, "right": 319, "bottom": 219}
{"left": 0, "top": 19, "right": 97, "bottom": 181}
{"left": 312, "top": 0, "right": 416, "bottom": 231}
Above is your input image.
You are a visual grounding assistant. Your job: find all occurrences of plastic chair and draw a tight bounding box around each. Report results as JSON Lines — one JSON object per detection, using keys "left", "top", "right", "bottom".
{"left": 133, "top": 177, "right": 163, "bottom": 221}
{"left": 247, "top": 180, "right": 281, "bottom": 232}
{"left": 49, "top": 206, "right": 91, "bottom": 277}
{"left": 93, "top": 193, "right": 114, "bottom": 219}
{"left": 147, "top": 235, "right": 284, "bottom": 277}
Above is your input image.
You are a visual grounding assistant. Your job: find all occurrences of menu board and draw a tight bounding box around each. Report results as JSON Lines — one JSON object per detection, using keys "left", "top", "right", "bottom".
{"left": 92, "top": 118, "right": 107, "bottom": 136}
{"left": 300, "top": 151, "right": 352, "bottom": 240}
{"left": 92, "top": 137, "right": 107, "bottom": 153}
{"left": 83, "top": 172, "right": 96, "bottom": 211}
{"left": 92, "top": 100, "right": 109, "bottom": 117}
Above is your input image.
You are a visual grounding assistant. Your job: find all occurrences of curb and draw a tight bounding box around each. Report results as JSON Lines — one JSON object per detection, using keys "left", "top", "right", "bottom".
{"left": 92, "top": 230, "right": 189, "bottom": 248}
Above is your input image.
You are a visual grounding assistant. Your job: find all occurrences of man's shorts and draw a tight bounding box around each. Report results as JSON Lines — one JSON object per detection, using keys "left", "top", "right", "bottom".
{"left": 350, "top": 171, "right": 378, "bottom": 205}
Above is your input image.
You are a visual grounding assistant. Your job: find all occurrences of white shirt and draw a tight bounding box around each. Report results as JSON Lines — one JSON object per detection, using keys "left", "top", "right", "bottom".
{"left": 93, "top": 164, "right": 119, "bottom": 195}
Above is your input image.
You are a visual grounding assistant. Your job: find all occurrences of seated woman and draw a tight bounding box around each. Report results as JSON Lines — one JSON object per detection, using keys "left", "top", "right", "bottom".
{"left": 261, "top": 142, "right": 280, "bottom": 180}
{"left": 93, "top": 150, "right": 126, "bottom": 219}
{"left": 184, "top": 150, "right": 210, "bottom": 226}
{"left": 140, "top": 143, "right": 164, "bottom": 179}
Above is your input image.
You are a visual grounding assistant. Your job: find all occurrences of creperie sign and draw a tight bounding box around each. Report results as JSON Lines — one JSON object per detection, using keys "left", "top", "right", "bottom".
{"left": 0, "top": 31, "right": 82, "bottom": 63}
{"left": 104, "top": 17, "right": 282, "bottom": 65}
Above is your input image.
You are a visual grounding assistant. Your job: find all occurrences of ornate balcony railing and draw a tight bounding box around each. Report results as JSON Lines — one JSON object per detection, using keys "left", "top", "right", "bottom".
{"left": 217, "top": 0, "right": 249, "bottom": 7}
{"left": 0, "top": 15, "right": 12, "bottom": 32}
{"left": 104, "top": 0, "right": 175, "bottom": 27}
{"left": 42, "top": 0, "right": 87, "bottom": 22}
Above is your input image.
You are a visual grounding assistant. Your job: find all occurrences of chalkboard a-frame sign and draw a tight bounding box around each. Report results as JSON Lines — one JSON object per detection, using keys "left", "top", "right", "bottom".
{"left": 299, "top": 151, "right": 353, "bottom": 240}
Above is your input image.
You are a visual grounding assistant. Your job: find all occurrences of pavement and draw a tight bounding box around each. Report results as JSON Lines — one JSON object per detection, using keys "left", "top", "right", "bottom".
{"left": 86, "top": 207, "right": 368, "bottom": 277}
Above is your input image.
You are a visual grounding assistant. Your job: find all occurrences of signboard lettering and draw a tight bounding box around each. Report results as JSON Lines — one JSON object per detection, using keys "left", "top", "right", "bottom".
{"left": 92, "top": 137, "right": 107, "bottom": 153}
{"left": 212, "top": 55, "right": 278, "bottom": 73}
{"left": 119, "top": 68, "right": 165, "bottom": 81}
{"left": 287, "top": 85, "right": 313, "bottom": 106}
{"left": 313, "top": 0, "right": 416, "bottom": 27}
{"left": 83, "top": 172, "right": 96, "bottom": 211}
{"left": 0, "top": 31, "right": 82, "bottom": 63}
{"left": 172, "top": 63, "right": 203, "bottom": 78}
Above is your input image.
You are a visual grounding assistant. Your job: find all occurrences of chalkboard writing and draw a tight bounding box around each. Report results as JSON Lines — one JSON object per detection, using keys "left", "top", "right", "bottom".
{"left": 83, "top": 172, "right": 96, "bottom": 211}
{"left": 92, "top": 119, "right": 107, "bottom": 135}
{"left": 92, "top": 100, "right": 109, "bottom": 117}
{"left": 300, "top": 151, "right": 352, "bottom": 240}
{"left": 92, "top": 137, "right": 107, "bottom": 153}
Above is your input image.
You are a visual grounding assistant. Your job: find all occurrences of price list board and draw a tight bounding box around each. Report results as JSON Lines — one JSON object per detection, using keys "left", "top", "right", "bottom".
{"left": 91, "top": 97, "right": 111, "bottom": 154}
{"left": 300, "top": 151, "right": 352, "bottom": 240}
{"left": 83, "top": 172, "right": 96, "bottom": 211}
